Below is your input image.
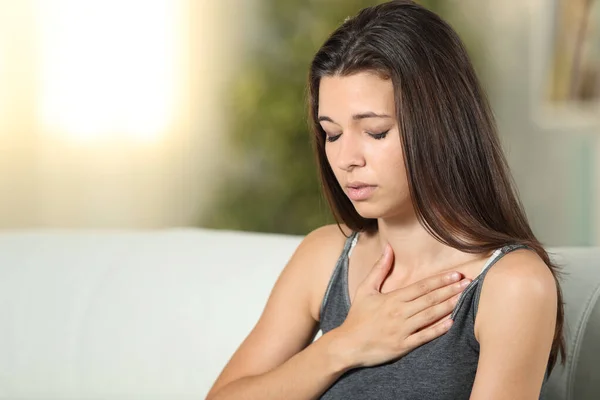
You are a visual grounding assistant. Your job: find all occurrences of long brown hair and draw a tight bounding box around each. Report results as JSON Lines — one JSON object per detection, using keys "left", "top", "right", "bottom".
{"left": 307, "top": 0, "right": 565, "bottom": 374}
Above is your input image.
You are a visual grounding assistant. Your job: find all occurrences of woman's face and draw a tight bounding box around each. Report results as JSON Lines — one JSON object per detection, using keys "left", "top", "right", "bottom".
{"left": 318, "top": 71, "right": 412, "bottom": 220}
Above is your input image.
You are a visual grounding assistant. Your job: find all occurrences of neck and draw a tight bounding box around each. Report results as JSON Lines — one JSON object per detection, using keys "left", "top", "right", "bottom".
{"left": 374, "top": 213, "right": 476, "bottom": 279}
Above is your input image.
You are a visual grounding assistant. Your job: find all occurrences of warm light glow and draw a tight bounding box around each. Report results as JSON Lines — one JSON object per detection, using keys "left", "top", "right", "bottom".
{"left": 36, "top": 0, "right": 177, "bottom": 143}
{"left": 0, "top": 15, "right": 7, "bottom": 134}
{"left": 0, "top": 38, "right": 4, "bottom": 131}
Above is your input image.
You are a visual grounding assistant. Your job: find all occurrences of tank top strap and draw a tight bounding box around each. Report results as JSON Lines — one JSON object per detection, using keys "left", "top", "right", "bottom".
{"left": 473, "top": 243, "right": 532, "bottom": 316}
{"left": 318, "top": 231, "right": 359, "bottom": 321}
{"left": 479, "top": 244, "right": 531, "bottom": 274}
{"left": 347, "top": 232, "right": 359, "bottom": 257}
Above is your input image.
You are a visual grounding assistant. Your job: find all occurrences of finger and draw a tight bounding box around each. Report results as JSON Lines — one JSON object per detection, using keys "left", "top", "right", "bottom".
{"left": 404, "top": 317, "right": 454, "bottom": 349}
{"left": 393, "top": 271, "right": 463, "bottom": 302}
{"left": 405, "top": 278, "right": 470, "bottom": 317}
{"left": 413, "top": 314, "right": 453, "bottom": 334}
{"left": 406, "top": 291, "right": 462, "bottom": 332}
{"left": 360, "top": 243, "right": 394, "bottom": 294}
{"left": 413, "top": 294, "right": 460, "bottom": 332}
{"left": 426, "top": 313, "right": 453, "bottom": 331}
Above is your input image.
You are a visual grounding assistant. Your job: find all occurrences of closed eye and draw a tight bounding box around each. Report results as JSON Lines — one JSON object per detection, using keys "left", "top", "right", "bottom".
{"left": 368, "top": 130, "right": 390, "bottom": 140}
{"left": 325, "top": 134, "right": 342, "bottom": 143}
{"left": 326, "top": 130, "right": 390, "bottom": 143}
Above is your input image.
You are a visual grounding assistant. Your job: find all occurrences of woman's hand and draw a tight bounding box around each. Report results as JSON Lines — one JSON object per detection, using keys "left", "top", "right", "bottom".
{"left": 335, "top": 243, "right": 471, "bottom": 368}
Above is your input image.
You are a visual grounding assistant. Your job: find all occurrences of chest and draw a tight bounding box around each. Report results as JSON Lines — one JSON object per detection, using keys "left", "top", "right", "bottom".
{"left": 319, "top": 320, "right": 480, "bottom": 400}
{"left": 346, "top": 256, "right": 485, "bottom": 305}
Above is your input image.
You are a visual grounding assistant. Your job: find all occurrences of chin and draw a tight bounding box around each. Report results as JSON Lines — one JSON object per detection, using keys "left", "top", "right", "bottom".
{"left": 351, "top": 202, "right": 387, "bottom": 219}
{"left": 351, "top": 198, "right": 410, "bottom": 221}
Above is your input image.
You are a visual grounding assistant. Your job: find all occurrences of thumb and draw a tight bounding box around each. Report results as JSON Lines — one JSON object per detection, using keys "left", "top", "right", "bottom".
{"left": 363, "top": 243, "right": 394, "bottom": 293}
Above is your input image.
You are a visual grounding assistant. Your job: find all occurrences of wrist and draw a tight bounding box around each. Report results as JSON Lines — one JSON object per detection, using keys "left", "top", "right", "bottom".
{"left": 319, "top": 328, "right": 359, "bottom": 374}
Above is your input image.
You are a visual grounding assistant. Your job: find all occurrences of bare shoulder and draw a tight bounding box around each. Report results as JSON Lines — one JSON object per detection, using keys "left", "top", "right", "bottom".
{"left": 470, "top": 248, "right": 558, "bottom": 397}
{"left": 485, "top": 249, "right": 557, "bottom": 295}
{"left": 475, "top": 248, "right": 558, "bottom": 340}
{"left": 293, "top": 224, "right": 353, "bottom": 321}
{"left": 297, "top": 223, "right": 351, "bottom": 258}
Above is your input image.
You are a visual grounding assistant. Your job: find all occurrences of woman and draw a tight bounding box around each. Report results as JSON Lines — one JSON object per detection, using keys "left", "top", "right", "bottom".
{"left": 206, "top": 1, "right": 565, "bottom": 399}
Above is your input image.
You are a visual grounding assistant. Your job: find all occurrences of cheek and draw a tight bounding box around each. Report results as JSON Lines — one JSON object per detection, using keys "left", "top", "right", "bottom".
{"left": 324, "top": 146, "right": 341, "bottom": 177}
{"left": 367, "top": 141, "right": 404, "bottom": 168}
{"left": 324, "top": 145, "right": 332, "bottom": 161}
{"left": 324, "top": 146, "right": 334, "bottom": 169}
{"left": 374, "top": 148, "right": 407, "bottom": 186}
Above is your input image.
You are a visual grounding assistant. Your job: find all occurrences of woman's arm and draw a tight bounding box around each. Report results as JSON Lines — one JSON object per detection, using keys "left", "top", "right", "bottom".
{"left": 206, "top": 329, "right": 351, "bottom": 400}
{"left": 206, "top": 224, "right": 470, "bottom": 400}
{"left": 205, "top": 225, "right": 351, "bottom": 400}
{"left": 469, "top": 250, "right": 557, "bottom": 400}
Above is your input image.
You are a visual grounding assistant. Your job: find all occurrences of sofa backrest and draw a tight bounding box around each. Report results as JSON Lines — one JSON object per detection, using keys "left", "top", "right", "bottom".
{"left": 0, "top": 229, "right": 597, "bottom": 399}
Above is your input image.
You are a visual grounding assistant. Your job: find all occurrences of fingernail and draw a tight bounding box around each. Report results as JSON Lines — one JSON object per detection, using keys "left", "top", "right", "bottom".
{"left": 448, "top": 272, "right": 460, "bottom": 281}
{"left": 384, "top": 243, "right": 392, "bottom": 255}
{"left": 460, "top": 279, "right": 471, "bottom": 287}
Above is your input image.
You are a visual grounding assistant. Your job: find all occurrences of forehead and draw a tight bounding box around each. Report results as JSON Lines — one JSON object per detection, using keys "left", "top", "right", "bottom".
{"left": 318, "top": 72, "right": 395, "bottom": 118}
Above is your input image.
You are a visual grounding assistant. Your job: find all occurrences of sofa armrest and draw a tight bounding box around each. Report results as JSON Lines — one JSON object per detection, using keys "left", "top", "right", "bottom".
{"left": 543, "top": 248, "right": 600, "bottom": 400}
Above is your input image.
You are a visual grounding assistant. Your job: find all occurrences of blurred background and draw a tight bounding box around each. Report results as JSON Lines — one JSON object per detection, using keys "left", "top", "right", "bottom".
{"left": 0, "top": 0, "right": 598, "bottom": 246}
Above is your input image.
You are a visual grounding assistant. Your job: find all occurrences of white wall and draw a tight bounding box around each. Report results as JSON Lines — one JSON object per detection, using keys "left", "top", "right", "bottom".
{"left": 482, "top": 0, "right": 599, "bottom": 246}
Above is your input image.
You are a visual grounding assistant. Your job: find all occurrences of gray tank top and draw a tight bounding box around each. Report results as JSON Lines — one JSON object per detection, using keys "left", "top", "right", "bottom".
{"left": 318, "top": 232, "right": 550, "bottom": 399}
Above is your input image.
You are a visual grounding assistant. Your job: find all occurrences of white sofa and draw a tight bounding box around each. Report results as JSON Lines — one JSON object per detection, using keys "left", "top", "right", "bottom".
{"left": 0, "top": 228, "right": 598, "bottom": 399}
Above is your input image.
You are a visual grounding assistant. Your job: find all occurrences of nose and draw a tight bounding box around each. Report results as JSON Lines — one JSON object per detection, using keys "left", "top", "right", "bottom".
{"left": 333, "top": 132, "right": 366, "bottom": 172}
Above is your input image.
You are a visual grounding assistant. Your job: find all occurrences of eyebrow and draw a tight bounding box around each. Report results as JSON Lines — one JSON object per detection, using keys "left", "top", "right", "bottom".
{"left": 318, "top": 112, "right": 392, "bottom": 123}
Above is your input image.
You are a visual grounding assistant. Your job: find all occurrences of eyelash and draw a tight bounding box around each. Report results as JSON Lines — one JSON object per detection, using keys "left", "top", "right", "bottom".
{"left": 325, "top": 130, "right": 390, "bottom": 143}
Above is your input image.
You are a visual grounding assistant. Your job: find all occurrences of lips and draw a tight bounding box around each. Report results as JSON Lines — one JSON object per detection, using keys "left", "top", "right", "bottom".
{"left": 346, "top": 183, "right": 377, "bottom": 201}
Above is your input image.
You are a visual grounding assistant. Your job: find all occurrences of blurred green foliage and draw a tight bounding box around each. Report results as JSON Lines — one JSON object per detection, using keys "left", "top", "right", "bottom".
{"left": 201, "top": 0, "right": 478, "bottom": 235}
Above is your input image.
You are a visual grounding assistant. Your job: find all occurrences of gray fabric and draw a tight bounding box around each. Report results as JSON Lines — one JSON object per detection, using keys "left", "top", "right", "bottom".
{"left": 573, "top": 296, "right": 600, "bottom": 399}
{"left": 318, "top": 233, "right": 546, "bottom": 399}
{"left": 542, "top": 247, "right": 600, "bottom": 400}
